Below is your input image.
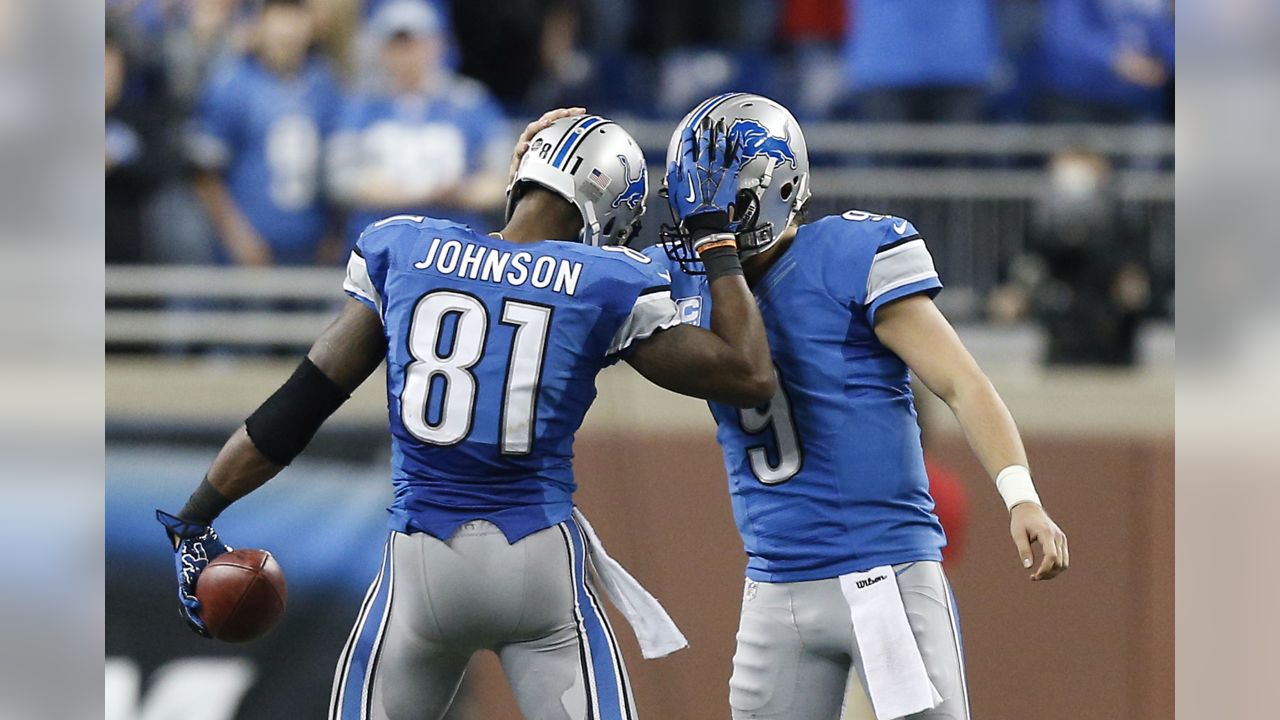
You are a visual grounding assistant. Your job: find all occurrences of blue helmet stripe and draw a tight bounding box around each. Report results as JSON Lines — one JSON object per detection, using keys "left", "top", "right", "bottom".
{"left": 682, "top": 92, "right": 743, "bottom": 136}
{"left": 546, "top": 115, "right": 596, "bottom": 169}
{"left": 559, "top": 119, "right": 616, "bottom": 173}
{"left": 553, "top": 116, "right": 605, "bottom": 169}
{"left": 685, "top": 93, "right": 729, "bottom": 128}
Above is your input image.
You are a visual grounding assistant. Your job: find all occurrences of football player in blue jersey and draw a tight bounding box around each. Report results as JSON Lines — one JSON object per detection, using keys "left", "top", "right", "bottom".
{"left": 188, "top": 0, "right": 342, "bottom": 266}
{"left": 155, "top": 108, "right": 775, "bottom": 720}
{"left": 327, "top": 0, "right": 509, "bottom": 250}
{"left": 651, "top": 93, "right": 1071, "bottom": 720}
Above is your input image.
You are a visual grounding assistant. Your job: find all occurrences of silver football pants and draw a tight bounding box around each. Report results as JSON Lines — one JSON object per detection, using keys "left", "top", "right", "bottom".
{"left": 329, "top": 520, "right": 637, "bottom": 720}
{"left": 730, "top": 561, "right": 970, "bottom": 720}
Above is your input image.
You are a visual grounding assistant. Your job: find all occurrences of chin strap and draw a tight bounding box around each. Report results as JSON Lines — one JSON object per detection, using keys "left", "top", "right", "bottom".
{"left": 736, "top": 224, "right": 778, "bottom": 261}
{"left": 579, "top": 202, "right": 601, "bottom": 246}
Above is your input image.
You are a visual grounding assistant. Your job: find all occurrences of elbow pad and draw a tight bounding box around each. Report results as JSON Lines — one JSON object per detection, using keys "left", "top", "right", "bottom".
{"left": 244, "top": 357, "right": 350, "bottom": 466}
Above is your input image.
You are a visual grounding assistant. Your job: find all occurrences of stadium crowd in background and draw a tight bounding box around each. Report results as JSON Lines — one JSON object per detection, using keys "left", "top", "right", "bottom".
{"left": 105, "top": 0, "right": 1173, "bottom": 364}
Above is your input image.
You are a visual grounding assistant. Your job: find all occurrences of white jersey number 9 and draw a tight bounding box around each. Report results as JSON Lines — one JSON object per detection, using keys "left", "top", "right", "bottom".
{"left": 738, "top": 367, "right": 803, "bottom": 484}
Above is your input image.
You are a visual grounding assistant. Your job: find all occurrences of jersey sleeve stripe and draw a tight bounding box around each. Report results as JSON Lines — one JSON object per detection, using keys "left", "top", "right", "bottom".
{"left": 875, "top": 233, "right": 923, "bottom": 255}
{"left": 865, "top": 239, "right": 937, "bottom": 304}
{"left": 637, "top": 285, "right": 673, "bottom": 298}
{"left": 866, "top": 271, "right": 941, "bottom": 305}
{"left": 343, "top": 251, "right": 383, "bottom": 318}
{"left": 607, "top": 294, "right": 680, "bottom": 357}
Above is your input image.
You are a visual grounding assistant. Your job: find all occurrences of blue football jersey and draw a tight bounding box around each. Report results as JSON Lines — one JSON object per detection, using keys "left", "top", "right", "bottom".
{"left": 345, "top": 215, "right": 678, "bottom": 543}
{"left": 328, "top": 77, "right": 509, "bottom": 249}
{"left": 189, "top": 54, "right": 342, "bottom": 264}
{"left": 646, "top": 211, "right": 947, "bottom": 582}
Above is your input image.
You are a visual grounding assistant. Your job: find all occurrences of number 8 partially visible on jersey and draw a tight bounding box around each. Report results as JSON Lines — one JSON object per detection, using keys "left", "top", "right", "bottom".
{"left": 401, "top": 290, "right": 552, "bottom": 454}
{"left": 738, "top": 367, "right": 803, "bottom": 484}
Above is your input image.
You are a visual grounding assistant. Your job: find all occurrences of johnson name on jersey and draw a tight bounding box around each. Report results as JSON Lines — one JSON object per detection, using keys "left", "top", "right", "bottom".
{"left": 346, "top": 215, "right": 678, "bottom": 543}
{"left": 647, "top": 211, "right": 947, "bottom": 582}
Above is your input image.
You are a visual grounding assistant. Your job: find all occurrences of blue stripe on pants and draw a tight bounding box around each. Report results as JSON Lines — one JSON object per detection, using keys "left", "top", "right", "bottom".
{"left": 944, "top": 571, "right": 971, "bottom": 719}
{"left": 566, "top": 518, "right": 628, "bottom": 719}
{"left": 336, "top": 534, "right": 395, "bottom": 719}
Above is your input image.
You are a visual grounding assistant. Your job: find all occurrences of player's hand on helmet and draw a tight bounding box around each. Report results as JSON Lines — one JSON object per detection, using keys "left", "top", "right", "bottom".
{"left": 156, "top": 509, "right": 234, "bottom": 637}
{"left": 507, "top": 106, "right": 587, "bottom": 188}
{"left": 666, "top": 117, "right": 748, "bottom": 249}
{"left": 1009, "top": 503, "right": 1069, "bottom": 581}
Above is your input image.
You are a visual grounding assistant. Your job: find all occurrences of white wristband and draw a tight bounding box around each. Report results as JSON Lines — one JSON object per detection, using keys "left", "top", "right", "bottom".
{"left": 995, "top": 465, "right": 1041, "bottom": 512}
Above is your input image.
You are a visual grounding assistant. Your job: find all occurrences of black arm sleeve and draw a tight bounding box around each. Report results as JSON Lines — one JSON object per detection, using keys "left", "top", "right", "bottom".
{"left": 244, "top": 357, "right": 350, "bottom": 466}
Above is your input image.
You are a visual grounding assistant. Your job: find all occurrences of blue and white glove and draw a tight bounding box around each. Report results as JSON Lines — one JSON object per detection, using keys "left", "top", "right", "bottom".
{"left": 156, "top": 509, "right": 232, "bottom": 638}
{"left": 665, "top": 118, "right": 748, "bottom": 251}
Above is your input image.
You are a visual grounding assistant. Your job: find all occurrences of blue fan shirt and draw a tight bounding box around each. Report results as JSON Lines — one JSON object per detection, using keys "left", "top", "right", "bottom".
{"left": 327, "top": 77, "right": 508, "bottom": 249}
{"left": 189, "top": 54, "right": 342, "bottom": 265}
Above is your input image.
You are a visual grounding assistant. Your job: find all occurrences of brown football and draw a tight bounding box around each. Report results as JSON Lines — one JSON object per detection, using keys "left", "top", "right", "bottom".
{"left": 195, "top": 548, "right": 288, "bottom": 642}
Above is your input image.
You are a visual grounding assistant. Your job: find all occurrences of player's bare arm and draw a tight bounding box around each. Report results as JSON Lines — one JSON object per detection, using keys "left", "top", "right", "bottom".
{"left": 874, "top": 294, "right": 1069, "bottom": 581}
{"left": 628, "top": 114, "right": 775, "bottom": 408}
{"left": 627, "top": 278, "right": 775, "bottom": 407}
{"left": 156, "top": 299, "right": 385, "bottom": 636}
{"left": 203, "top": 299, "right": 385, "bottom": 503}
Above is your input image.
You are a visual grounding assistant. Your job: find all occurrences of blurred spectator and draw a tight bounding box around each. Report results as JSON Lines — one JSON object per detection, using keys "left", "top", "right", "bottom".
{"left": 105, "top": 2, "right": 255, "bottom": 268}
{"left": 349, "top": 0, "right": 457, "bottom": 94}
{"left": 639, "top": 0, "right": 772, "bottom": 116}
{"left": 107, "top": 0, "right": 170, "bottom": 43}
{"left": 778, "top": 0, "right": 846, "bottom": 119}
{"left": 1038, "top": 0, "right": 1174, "bottom": 123}
{"left": 450, "top": 0, "right": 557, "bottom": 109}
{"left": 160, "top": 0, "right": 250, "bottom": 111}
{"left": 843, "top": 0, "right": 998, "bottom": 123}
{"left": 525, "top": 1, "right": 598, "bottom": 113}
{"left": 367, "top": 0, "right": 451, "bottom": 22}
{"left": 989, "top": 0, "right": 1044, "bottom": 122}
{"left": 308, "top": 0, "right": 362, "bottom": 76}
{"left": 187, "top": 0, "right": 342, "bottom": 266}
{"left": 106, "top": 23, "right": 163, "bottom": 264}
{"left": 635, "top": 0, "right": 753, "bottom": 53}
{"left": 990, "top": 150, "right": 1153, "bottom": 365}
{"left": 781, "top": 0, "right": 845, "bottom": 46}
{"left": 327, "top": 0, "right": 507, "bottom": 248}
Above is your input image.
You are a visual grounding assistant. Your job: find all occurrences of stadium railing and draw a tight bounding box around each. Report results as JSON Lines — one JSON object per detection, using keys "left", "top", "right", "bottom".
{"left": 106, "top": 123, "right": 1172, "bottom": 353}
{"left": 620, "top": 121, "right": 1175, "bottom": 314}
{"left": 618, "top": 120, "right": 1174, "bottom": 160}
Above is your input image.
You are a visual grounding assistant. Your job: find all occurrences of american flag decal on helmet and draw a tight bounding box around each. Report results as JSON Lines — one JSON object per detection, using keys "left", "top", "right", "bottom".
{"left": 587, "top": 167, "right": 611, "bottom": 192}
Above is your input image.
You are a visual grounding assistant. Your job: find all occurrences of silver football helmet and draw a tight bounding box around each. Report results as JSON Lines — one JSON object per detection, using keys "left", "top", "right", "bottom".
{"left": 506, "top": 115, "right": 648, "bottom": 246}
{"left": 662, "top": 93, "right": 811, "bottom": 268}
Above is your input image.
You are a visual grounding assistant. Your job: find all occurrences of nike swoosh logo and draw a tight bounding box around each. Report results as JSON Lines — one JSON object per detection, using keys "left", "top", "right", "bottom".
{"left": 685, "top": 177, "right": 696, "bottom": 203}
{"left": 659, "top": 271, "right": 671, "bottom": 281}
{"left": 893, "top": 220, "right": 910, "bottom": 234}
